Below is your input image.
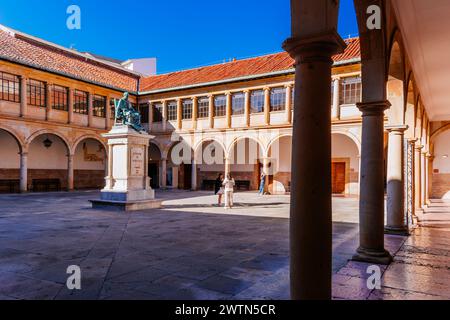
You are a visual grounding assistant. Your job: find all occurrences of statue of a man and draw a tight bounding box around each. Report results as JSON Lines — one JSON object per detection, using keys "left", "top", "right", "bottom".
{"left": 114, "top": 92, "right": 144, "bottom": 132}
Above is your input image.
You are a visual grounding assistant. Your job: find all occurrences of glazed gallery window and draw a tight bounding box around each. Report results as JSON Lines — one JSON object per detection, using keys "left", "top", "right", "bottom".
{"left": 73, "top": 90, "right": 88, "bottom": 114}
{"left": 340, "top": 76, "right": 361, "bottom": 105}
{"left": 27, "top": 79, "right": 46, "bottom": 107}
{"left": 153, "top": 103, "right": 163, "bottom": 123}
{"left": 196, "top": 97, "right": 209, "bottom": 119}
{"left": 231, "top": 92, "right": 245, "bottom": 115}
{"left": 270, "top": 87, "right": 286, "bottom": 112}
{"left": 250, "top": 90, "right": 264, "bottom": 113}
{"left": 139, "top": 103, "right": 149, "bottom": 124}
{"left": 182, "top": 99, "right": 192, "bottom": 120}
{"left": 52, "top": 85, "right": 69, "bottom": 111}
{"left": 0, "top": 72, "right": 20, "bottom": 103}
{"left": 214, "top": 95, "right": 226, "bottom": 117}
{"left": 93, "top": 95, "right": 106, "bottom": 118}
{"left": 167, "top": 101, "right": 177, "bottom": 121}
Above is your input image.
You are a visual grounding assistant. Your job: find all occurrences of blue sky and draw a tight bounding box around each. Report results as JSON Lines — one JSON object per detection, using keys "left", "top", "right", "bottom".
{"left": 0, "top": 0, "right": 358, "bottom": 74}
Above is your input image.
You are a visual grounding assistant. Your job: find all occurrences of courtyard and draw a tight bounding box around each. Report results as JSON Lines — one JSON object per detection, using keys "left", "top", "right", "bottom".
{"left": 0, "top": 190, "right": 448, "bottom": 300}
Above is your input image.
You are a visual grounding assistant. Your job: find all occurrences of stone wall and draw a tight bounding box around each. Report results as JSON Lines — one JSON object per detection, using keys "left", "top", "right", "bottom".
{"left": 74, "top": 170, "right": 105, "bottom": 190}
{"left": 431, "top": 173, "right": 450, "bottom": 199}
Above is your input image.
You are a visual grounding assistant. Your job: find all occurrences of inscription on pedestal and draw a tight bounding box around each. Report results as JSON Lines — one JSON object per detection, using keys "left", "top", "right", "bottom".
{"left": 131, "top": 147, "right": 144, "bottom": 176}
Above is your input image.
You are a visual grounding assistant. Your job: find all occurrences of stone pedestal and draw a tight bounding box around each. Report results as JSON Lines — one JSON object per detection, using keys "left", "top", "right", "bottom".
{"left": 90, "top": 125, "right": 162, "bottom": 211}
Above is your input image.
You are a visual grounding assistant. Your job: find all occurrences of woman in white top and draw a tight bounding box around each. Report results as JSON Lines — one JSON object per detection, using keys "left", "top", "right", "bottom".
{"left": 222, "top": 173, "right": 235, "bottom": 209}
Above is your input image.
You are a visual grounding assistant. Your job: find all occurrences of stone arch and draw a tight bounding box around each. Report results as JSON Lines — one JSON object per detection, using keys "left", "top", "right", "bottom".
{"left": 405, "top": 73, "right": 416, "bottom": 139}
{"left": 226, "top": 135, "right": 264, "bottom": 160}
{"left": 72, "top": 136, "right": 107, "bottom": 190}
{"left": 265, "top": 133, "right": 293, "bottom": 158}
{"left": 26, "top": 129, "right": 71, "bottom": 153}
{"left": 386, "top": 38, "right": 406, "bottom": 125}
{"left": 193, "top": 138, "right": 227, "bottom": 160}
{"left": 72, "top": 134, "right": 107, "bottom": 156}
{"left": 430, "top": 125, "right": 450, "bottom": 199}
{"left": 0, "top": 125, "right": 24, "bottom": 152}
{"left": 331, "top": 132, "right": 361, "bottom": 195}
{"left": 331, "top": 129, "right": 361, "bottom": 155}
{"left": 26, "top": 129, "right": 71, "bottom": 191}
{"left": 266, "top": 134, "right": 293, "bottom": 194}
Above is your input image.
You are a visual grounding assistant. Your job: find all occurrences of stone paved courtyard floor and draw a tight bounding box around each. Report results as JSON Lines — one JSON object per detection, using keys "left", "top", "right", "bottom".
{"left": 0, "top": 190, "right": 448, "bottom": 300}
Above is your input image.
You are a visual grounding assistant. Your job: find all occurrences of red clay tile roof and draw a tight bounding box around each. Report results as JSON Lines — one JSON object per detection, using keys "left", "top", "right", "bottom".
{"left": 140, "top": 38, "right": 360, "bottom": 92}
{"left": 0, "top": 28, "right": 139, "bottom": 92}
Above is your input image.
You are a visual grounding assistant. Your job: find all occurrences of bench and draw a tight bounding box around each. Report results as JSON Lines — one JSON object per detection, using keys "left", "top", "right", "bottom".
{"left": 201, "top": 179, "right": 216, "bottom": 191}
{"left": 0, "top": 179, "right": 20, "bottom": 193}
{"left": 32, "top": 179, "right": 61, "bottom": 192}
{"left": 235, "top": 180, "right": 250, "bottom": 191}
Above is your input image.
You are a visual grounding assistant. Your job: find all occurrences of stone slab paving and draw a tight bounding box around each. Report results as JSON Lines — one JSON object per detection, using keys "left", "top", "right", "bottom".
{"left": 0, "top": 190, "right": 448, "bottom": 300}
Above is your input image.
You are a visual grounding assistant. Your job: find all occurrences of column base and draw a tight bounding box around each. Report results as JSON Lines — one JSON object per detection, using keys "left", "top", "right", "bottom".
{"left": 352, "top": 247, "right": 393, "bottom": 265}
{"left": 384, "top": 226, "right": 410, "bottom": 236}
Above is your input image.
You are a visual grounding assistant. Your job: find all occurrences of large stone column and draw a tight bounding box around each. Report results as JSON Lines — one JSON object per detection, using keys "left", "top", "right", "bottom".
{"left": 177, "top": 99, "right": 182, "bottom": 130}
{"left": 244, "top": 90, "right": 250, "bottom": 127}
{"left": 45, "top": 83, "right": 52, "bottom": 121}
{"left": 162, "top": 100, "right": 168, "bottom": 132}
{"left": 160, "top": 157, "right": 167, "bottom": 189}
{"left": 105, "top": 95, "right": 111, "bottom": 129}
{"left": 421, "top": 150, "right": 427, "bottom": 208}
{"left": 208, "top": 95, "right": 214, "bottom": 129}
{"left": 67, "top": 153, "right": 74, "bottom": 191}
{"left": 352, "top": 101, "right": 393, "bottom": 264}
{"left": 414, "top": 145, "right": 423, "bottom": 211}
{"left": 88, "top": 93, "right": 94, "bottom": 127}
{"left": 226, "top": 92, "right": 232, "bottom": 129}
{"left": 20, "top": 151, "right": 28, "bottom": 192}
{"left": 283, "top": 32, "right": 346, "bottom": 300}
{"left": 192, "top": 97, "right": 198, "bottom": 130}
{"left": 191, "top": 158, "right": 197, "bottom": 191}
{"left": 385, "top": 125, "right": 408, "bottom": 234}
{"left": 68, "top": 88, "right": 74, "bottom": 125}
{"left": 224, "top": 157, "right": 231, "bottom": 177}
{"left": 331, "top": 78, "right": 340, "bottom": 120}
{"left": 264, "top": 87, "right": 270, "bottom": 126}
{"left": 20, "top": 76, "right": 27, "bottom": 118}
{"left": 285, "top": 84, "right": 293, "bottom": 124}
{"left": 426, "top": 153, "right": 433, "bottom": 205}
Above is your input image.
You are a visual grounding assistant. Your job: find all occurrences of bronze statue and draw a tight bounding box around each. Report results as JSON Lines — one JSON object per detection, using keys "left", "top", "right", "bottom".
{"left": 114, "top": 92, "right": 145, "bottom": 132}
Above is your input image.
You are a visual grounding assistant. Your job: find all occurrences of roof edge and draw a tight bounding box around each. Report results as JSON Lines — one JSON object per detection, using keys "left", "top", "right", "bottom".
{"left": 138, "top": 57, "right": 361, "bottom": 95}
{"left": 0, "top": 23, "right": 142, "bottom": 78}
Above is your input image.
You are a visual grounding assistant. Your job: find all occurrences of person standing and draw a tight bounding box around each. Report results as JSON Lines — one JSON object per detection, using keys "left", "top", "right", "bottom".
{"left": 258, "top": 173, "right": 266, "bottom": 195}
{"left": 214, "top": 173, "right": 224, "bottom": 206}
{"left": 223, "top": 173, "right": 235, "bottom": 209}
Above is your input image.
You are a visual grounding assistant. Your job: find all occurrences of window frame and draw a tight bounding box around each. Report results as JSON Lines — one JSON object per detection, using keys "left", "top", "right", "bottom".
{"left": 250, "top": 90, "right": 264, "bottom": 114}
{"left": 269, "top": 87, "right": 286, "bottom": 112}
{"left": 93, "top": 95, "right": 106, "bottom": 118}
{"left": 152, "top": 102, "right": 163, "bottom": 123}
{"left": 167, "top": 101, "right": 177, "bottom": 121}
{"left": 52, "top": 85, "right": 69, "bottom": 111}
{"left": 0, "top": 72, "right": 20, "bottom": 103}
{"left": 231, "top": 92, "right": 245, "bottom": 115}
{"left": 197, "top": 96, "right": 209, "bottom": 119}
{"left": 182, "top": 99, "right": 193, "bottom": 120}
{"left": 214, "top": 95, "right": 226, "bottom": 117}
{"left": 73, "top": 89, "right": 89, "bottom": 114}
{"left": 27, "top": 79, "right": 46, "bottom": 107}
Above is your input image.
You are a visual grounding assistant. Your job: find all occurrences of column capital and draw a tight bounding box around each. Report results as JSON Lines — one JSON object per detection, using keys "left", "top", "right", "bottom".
{"left": 357, "top": 100, "right": 391, "bottom": 116}
{"left": 285, "top": 83, "right": 294, "bottom": 89}
{"left": 415, "top": 145, "right": 424, "bottom": 151}
{"left": 282, "top": 31, "right": 346, "bottom": 62}
{"left": 385, "top": 124, "right": 408, "bottom": 133}
{"left": 408, "top": 138, "right": 418, "bottom": 144}
{"left": 20, "top": 151, "right": 29, "bottom": 156}
{"left": 243, "top": 89, "right": 250, "bottom": 94}
{"left": 263, "top": 86, "right": 271, "bottom": 92}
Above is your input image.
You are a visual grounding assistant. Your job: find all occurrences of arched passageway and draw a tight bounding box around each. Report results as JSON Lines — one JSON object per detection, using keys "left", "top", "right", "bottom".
{"left": 194, "top": 140, "right": 226, "bottom": 190}
{"left": 73, "top": 138, "right": 107, "bottom": 190}
{"left": 167, "top": 141, "right": 194, "bottom": 190}
{"left": 331, "top": 133, "right": 360, "bottom": 196}
{"left": 0, "top": 129, "right": 22, "bottom": 193}
{"left": 267, "top": 135, "right": 292, "bottom": 194}
{"left": 148, "top": 143, "right": 162, "bottom": 189}
{"left": 227, "top": 137, "right": 264, "bottom": 191}
{"left": 431, "top": 128, "right": 450, "bottom": 199}
{"left": 28, "top": 133, "right": 70, "bottom": 191}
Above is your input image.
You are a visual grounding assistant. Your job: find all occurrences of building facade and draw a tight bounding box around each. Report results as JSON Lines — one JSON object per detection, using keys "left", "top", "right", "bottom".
{"left": 0, "top": 22, "right": 448, "bottom": 204}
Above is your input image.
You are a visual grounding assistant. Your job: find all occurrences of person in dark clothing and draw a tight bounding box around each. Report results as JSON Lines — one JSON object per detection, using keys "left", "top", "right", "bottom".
{"left": 214, "top": 173, "right": 224, "bottom": 206}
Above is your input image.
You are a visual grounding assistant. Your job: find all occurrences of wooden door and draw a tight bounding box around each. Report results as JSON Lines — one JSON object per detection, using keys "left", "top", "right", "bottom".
{"left": 332, "top": 162, "right": 346, "bottom": 194}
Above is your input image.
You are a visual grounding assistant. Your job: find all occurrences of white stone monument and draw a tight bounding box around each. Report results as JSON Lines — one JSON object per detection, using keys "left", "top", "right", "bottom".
{"left": 90, "top": 125, "right": 162, "bottom": 211}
